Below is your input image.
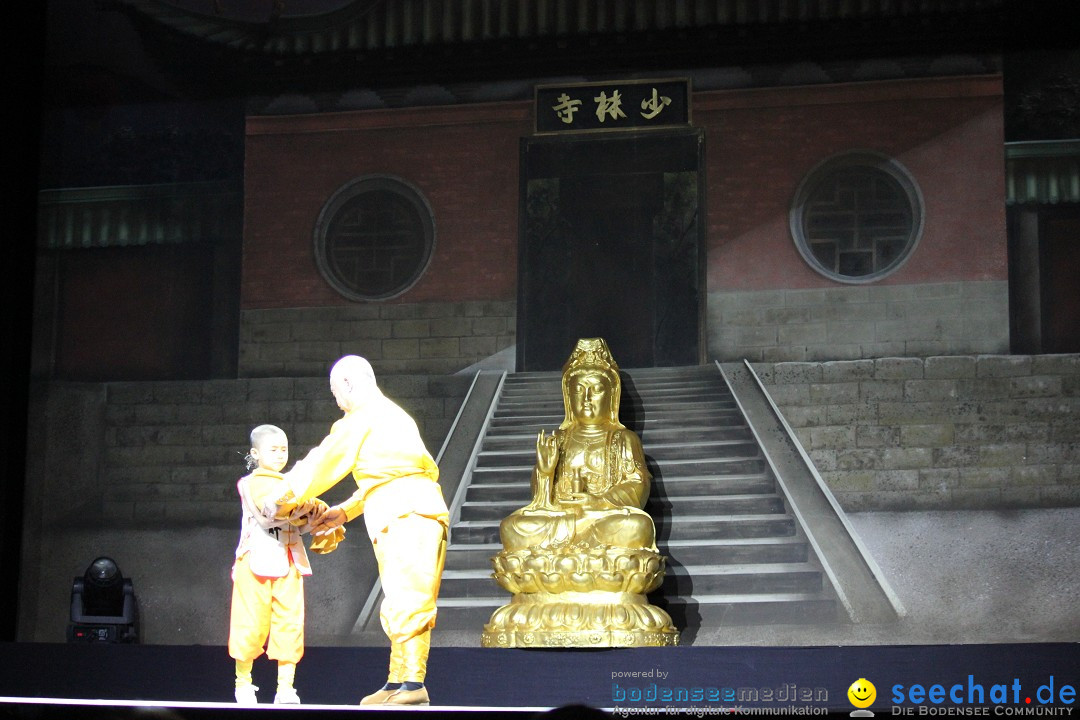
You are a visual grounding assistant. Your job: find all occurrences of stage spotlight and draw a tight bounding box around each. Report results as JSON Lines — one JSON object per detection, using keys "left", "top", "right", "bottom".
{"left": 67, "top": 557, "right": 139, "bottom": 643}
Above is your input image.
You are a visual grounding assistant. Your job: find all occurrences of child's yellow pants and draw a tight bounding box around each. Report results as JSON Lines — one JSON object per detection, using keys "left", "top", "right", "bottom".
{"left": 228, "top": 553, "right": 305, "bottom": 664}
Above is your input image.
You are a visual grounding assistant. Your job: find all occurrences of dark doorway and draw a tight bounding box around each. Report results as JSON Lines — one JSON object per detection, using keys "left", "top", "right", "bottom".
{"left": 1009, "top": 204, "right": 1080, "bottom": 355}
{"left": 517, "top": 129, "right": 704, "bottom": 371}
{"left": 1041, "top": 207, "right": 1080, "bottom": 353}
{"left": 55, "top": 244, "right": 216, "bottom": 381}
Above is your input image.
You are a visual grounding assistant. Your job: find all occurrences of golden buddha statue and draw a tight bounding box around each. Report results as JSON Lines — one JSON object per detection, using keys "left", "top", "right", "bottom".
{"left": 481, "top": 338, "right": 679, "bottom": 648}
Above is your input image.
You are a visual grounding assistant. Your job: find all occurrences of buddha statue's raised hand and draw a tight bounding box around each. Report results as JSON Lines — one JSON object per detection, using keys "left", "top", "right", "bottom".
{"left": 520, "top": 430, "right": 561, "bottom": 513}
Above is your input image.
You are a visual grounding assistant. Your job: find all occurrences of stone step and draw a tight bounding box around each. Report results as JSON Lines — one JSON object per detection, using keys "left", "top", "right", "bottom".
{"left": 493, "top": 398, "right": 740, "bottom": 416}
{"left": 649, "top": 457, "right": 770, "bottom": 476}
{"left": 463, "top": 473, "right": 775, "bottom": 503}
{"left": 656, "top": 594, "right": 842, "bottom": 627}
{"left": 647, "top": 441, "right": 762, "bottom": 461}
{"left": 438, "top": 569, "right": 501, "bottom": 598}
{"left": 662, "top": 538, "right": 811, "bottom": 566}
{"left": 494, "top": 387, "right": 730, "bottom": 403}
{"left": 458, "top": 494, "right": 785, "bottom": 522}
{"left": 486, "top": 408, "right": 747, "bottom": 430}
{"left": 649, "top": 473, "right": 777, "bottom": 495}
{"left": 442, "top": 537, "right": 812, "bottom": 571}
{"left": 497, "top": 393, "right": 732, "bottom": 410}
{"left": 462, "top": 467, "right": 533, "bottom": 485}
{"left": 436, "top": 563, "right": 822, "bottom": 599}
{"left": 469, "top": 455, "right": 768, "bottom": 479}
{"left": 473, "top": 439, "right": 761, "bottom": 466}
{"left": 628, "top": 379, "right": 729, "bottom": 392}
{"left": 648, "top": 494, "right": 786, "bottom": 515}
{"left": 660, "top": 564, "right": 824, "bottom": 596}
{"left": 496, "top": 384, "right": 731, "bottom": 399}
{"left": 504, "top": 366, "right": 718, "bottom": 384}
{"left": 657, "top": 514, "right": 797, "bottom": 542}
{"left": 431, "top": 594, "right": 841, "bottom": 632}
{"left": 453, "top": 514, "right": 796, "bottom": 545}
{"left": 481, "top": 425, "right": 753, "bottom": 450}
{"left": 496, "top": 379, "right": 725, "bottom": 397}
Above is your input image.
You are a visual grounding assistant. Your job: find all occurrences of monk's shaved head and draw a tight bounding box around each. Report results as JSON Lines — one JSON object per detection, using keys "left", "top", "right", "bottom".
{"left": 331, "top": 354, "right": 375, "bottom": 384}
{"left": 247, "top": 424, "right": 288, "bottom": 472}
{"left": 250, "top": 424, "right": 285, "bottom": 448}
{"left": 329, "top": 355, "right": 377, "bottom": 412}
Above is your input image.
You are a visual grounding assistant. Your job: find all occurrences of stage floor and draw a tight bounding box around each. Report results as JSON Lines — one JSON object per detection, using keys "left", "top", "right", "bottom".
{"left": 0, "top": 642, "right": 1077, "bottom": 717}
{"left": 0, "top": 698, "right": 539, "bottom": 718}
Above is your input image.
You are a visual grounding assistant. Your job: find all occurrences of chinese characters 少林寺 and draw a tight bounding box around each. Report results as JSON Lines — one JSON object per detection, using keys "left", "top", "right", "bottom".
{"left": 552, "top": 93, "right": 582, "bottom": 124}
{"left": 640, "top": 88, "right": 671, "bottom": 119}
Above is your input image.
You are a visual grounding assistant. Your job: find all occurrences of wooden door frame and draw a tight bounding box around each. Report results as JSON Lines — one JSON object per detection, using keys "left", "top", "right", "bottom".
{"left": 515, "top": 128, "right": 707, "bottom": 371}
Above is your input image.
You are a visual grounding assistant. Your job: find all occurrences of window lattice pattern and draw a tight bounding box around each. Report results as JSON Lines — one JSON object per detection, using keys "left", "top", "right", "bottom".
{"left": 327, "top": 191, "right": 426, "bottom": 297}
{"left": 315, "top": 178, "right": 434, "bottom": 301}
{"left": 803, "top": 168, "right": 914, "bottom": 278}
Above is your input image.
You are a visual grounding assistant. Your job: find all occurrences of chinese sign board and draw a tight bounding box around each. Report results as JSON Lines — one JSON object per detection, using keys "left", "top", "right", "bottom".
{"left": 535, "top": 79, "right": 690, "bottom": 134}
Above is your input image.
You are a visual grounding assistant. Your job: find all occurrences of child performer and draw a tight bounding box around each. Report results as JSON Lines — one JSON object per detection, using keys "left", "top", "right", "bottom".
{"left": 227, "top": 424, "right": 343, "bottom": 705}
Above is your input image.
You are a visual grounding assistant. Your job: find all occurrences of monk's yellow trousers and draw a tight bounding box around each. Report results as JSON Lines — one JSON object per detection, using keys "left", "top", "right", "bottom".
{"left": 228, "top": 554, "right": 305, "bottom": 664}
{"left": 372, "top": 513, "right": 447, "bottom": 683}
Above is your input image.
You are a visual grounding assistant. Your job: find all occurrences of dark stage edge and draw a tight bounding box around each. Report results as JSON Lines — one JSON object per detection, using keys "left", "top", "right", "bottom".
{"left": 0, "top": 642, "right": 1077, "bottom": 718}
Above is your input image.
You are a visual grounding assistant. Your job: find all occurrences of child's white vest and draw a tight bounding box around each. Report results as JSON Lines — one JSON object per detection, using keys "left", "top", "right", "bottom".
{"left": 234, "top": 473, "right": 313, "bottom": 577}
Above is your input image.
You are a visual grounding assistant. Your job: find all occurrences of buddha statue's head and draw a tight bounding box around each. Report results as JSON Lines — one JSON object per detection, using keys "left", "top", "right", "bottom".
{"left": 559, "top": 338, "right": 624, "bottom": 431}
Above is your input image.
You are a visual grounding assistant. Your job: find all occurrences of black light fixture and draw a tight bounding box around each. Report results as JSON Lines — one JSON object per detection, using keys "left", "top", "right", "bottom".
{"left": 67, "top": 557, "right": 139, "bottom": 643}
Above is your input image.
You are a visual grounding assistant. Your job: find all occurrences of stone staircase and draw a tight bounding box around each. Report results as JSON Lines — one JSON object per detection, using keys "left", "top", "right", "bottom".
{"left": 431, "top": 365, "right": 844, "bottom": 639}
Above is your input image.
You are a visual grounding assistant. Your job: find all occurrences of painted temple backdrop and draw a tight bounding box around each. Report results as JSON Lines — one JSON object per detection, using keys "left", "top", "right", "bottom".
{"left": 10, "top": 0, "right": 1080, "bottom": 652}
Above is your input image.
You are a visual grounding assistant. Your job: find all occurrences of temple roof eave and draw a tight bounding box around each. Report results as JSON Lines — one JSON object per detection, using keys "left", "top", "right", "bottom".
{"left": 106, "top": 0, "right": 1009, "bottom": 60}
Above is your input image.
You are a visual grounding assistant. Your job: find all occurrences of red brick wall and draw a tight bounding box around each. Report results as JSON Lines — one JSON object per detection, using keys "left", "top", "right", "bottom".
{"left": 242, "top": 76, "right": 1005, "bottom": 309}
{"left": 242, "top": 102, "right": 532, "bottom": 310}
{"left": 698, "top": 76, "right": 1006, "bottom": 291}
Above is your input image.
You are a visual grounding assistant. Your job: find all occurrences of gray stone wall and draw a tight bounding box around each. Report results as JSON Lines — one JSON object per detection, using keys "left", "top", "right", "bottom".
{"left": 238, "top": 300, "right": 516, "bottom": 377}
{"left": 96, "top": 374, "right": 470, "bottom": 524}
{"left": 708, "top": 281, "right": 1009, "bottom": 362}
{"left": 756, "top": 354, "right": 1080, "bottom": 510}
{"left": 20, "top": 353, "right": 1080, "bottom": 644}
{"left": 18, "top": 374, "right": 471, "bottom": 644}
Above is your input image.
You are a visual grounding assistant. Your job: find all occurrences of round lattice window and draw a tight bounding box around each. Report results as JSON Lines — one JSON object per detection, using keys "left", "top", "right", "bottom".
{"left": 314, "top": 176, "right": 436, "bottom": 301}
{"left": 790, "top": 153, "right": 924, "bottom": 283}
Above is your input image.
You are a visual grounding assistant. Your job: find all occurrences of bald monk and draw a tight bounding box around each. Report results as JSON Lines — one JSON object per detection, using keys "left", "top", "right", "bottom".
{"left": 278, "top": 355, "right": 449, "bottom": 706}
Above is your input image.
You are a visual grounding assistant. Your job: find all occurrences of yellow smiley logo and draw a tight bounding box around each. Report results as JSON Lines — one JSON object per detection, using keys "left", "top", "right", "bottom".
{"left": 848, "top": 678, "right": 876, "bottom": 709}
